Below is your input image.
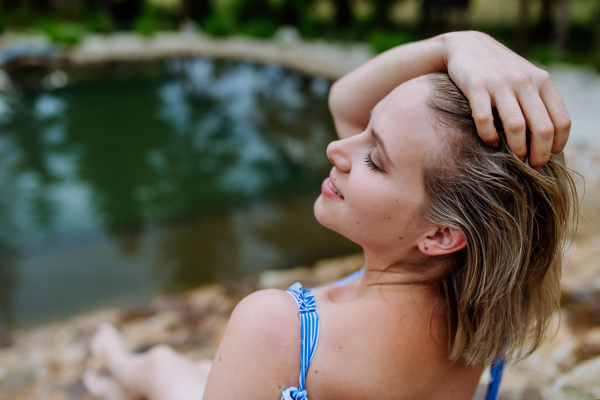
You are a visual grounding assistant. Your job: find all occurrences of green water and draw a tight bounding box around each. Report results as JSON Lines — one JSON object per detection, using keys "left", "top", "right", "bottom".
{"left": 0, "top": 58, "right": 360, "bottom": 332}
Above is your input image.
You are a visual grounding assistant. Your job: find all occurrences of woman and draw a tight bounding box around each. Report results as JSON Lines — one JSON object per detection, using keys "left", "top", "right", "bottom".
{"left": 84, "top": 31, "right": 576, "bottom": 400}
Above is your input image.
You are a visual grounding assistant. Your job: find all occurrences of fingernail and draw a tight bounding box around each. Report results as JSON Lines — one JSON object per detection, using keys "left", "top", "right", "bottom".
{"left": 491, "top": 141, "right": 499, "bottom": 147}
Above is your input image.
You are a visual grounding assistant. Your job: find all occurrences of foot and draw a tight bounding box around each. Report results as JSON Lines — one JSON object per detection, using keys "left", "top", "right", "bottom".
{"left": 89, "top": 322, "right": 129, "bottom": 371}
{"left": 87, "top": 323, "right": 140, "bottom": 399}
{"left": 83, "top": 369, "right": 132, "bottom": 400}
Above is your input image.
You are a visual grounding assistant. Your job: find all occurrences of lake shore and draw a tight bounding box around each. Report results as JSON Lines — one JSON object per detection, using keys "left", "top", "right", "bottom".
{"left": 1, "top": 32, "right": 600, "bottom": 400}
{"left": 0, "top": 248, "right": 599, "bottom": 400}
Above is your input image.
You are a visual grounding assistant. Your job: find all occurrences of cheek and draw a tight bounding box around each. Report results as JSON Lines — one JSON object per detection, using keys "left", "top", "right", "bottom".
{"left": 347, "top": 181, "right": 421, "bottom": 243}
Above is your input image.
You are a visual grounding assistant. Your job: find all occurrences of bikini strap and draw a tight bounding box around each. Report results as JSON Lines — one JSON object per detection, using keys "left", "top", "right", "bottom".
{"left": 281, "top": 282, "right": 320, "bottom": 400}
{"left": 485, "top": 356, "right": 506, "bottom": 400}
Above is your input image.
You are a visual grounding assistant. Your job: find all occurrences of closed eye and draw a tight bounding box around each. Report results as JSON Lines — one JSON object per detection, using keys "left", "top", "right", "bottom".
{"left": 365, "top": 152, "right": 384, "bottom": 173}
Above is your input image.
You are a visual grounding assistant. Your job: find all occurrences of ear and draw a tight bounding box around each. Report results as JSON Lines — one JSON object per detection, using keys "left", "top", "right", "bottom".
{"left": 418, "top": 226, "right": 467, "bottom": 256}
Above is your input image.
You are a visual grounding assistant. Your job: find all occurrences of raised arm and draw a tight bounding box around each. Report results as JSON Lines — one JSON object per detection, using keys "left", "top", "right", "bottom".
{"left": 329, "top": 31, "right": 571, "bottom": 170}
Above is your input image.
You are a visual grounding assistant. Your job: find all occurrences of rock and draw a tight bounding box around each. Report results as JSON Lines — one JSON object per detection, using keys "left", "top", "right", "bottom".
{"left": 312, "top": 253, "right": 364, "bottom": 286}
{"left": 70, "top": 308, "right": 121, "bottom": 336}
{"left": 561, "top": 234, "right": 600, "bottom": 329}
{"left": 538, "top": 312, "right": 579, "bottom": 372}
{"left": 549, "top": 355, "right": 600, "bottom": 399}
{"left": 258, "top": 266, "right": 313, "bottom": 290}
{"left": 186, "top": 284, "right": 234, "bottom": 314}
{"left": 273, "top": 26, "right": 301, "bottom": 45}
{"left": 575, "top": 327, "right": 600, "bottom": 362}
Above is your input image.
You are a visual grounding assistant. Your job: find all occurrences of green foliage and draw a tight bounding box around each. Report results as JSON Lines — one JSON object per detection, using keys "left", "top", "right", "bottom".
{"left": 85, "top": 13, "right": 115, "bottom": 33}
{"left": 203, "top": 12, "right": 234, "bottom": 37}
{"left": 5, "top": 5, "right": 34, "bottom": 28}
{"left": 591, "top": 51, "right": 600, "bottom": 73}
{"left": 529, "top": 44, "right": 556, "bottom": 66}
{"left": 368, "top": 31, "right": 413, "bottom": 53}
{"left": 39, "top": 20, "right": 86, "bottom": 45}
{"left": 240, "top": 18, "right": 279, "bottom": 38}
{"left": 134, "top": 12, "right": 159, "bottom": 37}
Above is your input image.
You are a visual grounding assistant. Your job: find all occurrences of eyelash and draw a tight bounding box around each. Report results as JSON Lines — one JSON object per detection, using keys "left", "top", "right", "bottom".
{"left": 365, "top": 152, "right": 384, "bottom": 172}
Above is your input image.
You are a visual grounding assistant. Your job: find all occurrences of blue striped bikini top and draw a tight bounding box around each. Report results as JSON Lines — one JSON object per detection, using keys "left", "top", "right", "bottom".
{"left": 280, "top": 267, "right": 505, "bottom": 400}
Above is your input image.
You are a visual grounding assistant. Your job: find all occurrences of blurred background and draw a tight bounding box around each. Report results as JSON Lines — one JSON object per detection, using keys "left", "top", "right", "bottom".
{"left": 0, "top": 0, "right": 599, "bottom": 334}
{"left": 0, "top": 2, "right": 600, "bottom": 398}
{"left": 0, "top": 0, "right": 598, "bottom": 63}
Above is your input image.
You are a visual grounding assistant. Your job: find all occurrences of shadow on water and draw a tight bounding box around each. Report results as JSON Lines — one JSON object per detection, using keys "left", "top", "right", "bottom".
{"left": 0, "top": 58, "right": 360, "bottom": 331}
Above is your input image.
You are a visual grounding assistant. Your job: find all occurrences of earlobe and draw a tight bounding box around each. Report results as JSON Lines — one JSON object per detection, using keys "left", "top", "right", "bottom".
{"left": 419, "top": 226, "right": 467, "bottom": 256}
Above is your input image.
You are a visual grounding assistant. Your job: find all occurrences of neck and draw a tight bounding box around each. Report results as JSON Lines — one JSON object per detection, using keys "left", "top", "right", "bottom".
{"left": 359, "top": 246, "right": 446, "bottom": 290}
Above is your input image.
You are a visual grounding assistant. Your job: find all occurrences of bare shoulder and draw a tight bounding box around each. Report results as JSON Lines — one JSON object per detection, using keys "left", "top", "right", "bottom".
{"left": 203, "top": 289, "right": 301, "bottom": 400}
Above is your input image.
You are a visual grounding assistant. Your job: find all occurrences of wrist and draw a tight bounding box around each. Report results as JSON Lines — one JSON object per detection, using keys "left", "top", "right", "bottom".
{"left": 432, "top": 32, "right": 454, "bottom": 71}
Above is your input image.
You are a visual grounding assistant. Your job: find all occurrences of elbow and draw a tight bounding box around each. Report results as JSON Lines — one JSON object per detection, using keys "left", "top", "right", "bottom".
{"left": 328, "top": 79, "right": 345, "bottom": 122}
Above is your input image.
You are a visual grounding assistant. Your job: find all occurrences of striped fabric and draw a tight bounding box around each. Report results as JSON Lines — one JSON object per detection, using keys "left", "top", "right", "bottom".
{"left": 486, "top": 355, "right": 506, "bottom": 400}
{"left": 281, "top": 269, "right": 505, "bottom": 400}
{"left": 281, "top": 282, "right": 320, "bottom": 400}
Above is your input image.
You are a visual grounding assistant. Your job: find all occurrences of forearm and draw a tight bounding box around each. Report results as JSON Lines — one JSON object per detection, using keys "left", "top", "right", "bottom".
{"left": 329, "top": 34, "right": 448, "bottom": 138}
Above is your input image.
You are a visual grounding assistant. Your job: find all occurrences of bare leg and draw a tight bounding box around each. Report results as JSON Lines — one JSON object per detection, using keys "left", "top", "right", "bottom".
{"left": 84, "top": 322, "right": 212, "bottom": 400}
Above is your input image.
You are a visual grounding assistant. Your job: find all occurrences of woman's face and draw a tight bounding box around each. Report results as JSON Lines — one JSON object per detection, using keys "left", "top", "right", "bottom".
{"left": 314, "top": 77, "right": 439, "bottom": 256}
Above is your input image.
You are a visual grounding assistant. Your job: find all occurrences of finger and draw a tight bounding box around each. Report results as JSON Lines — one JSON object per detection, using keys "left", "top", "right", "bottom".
{"left": 540, "top": 79, "right": 571, "bottom": 153}
{"left": 494, "top": 92, "right": 527, "bottom": 160}
{"left": 469, "top": 90, "right": 499, "bottom": 146}
{"left": 518, "top": 89, "right": 554, "bottom": 169}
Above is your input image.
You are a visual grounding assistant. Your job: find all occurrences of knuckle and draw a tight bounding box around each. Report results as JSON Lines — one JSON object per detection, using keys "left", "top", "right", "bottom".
{"left": 555, "top": 115, "right": 572, "bottom": 132}
{"left": 536, "top": 69, "right": 552, "bottom": 85}
{"left": 505, "top": 116, "right": 526, "bottom": 133}
{"left": 534, "top": 121, "right": 554, "bottom": 140}
{"left": 473, "top": 112, "right": 492, "bottom": 126}
{"left": 512, "top": 72, "right": 530, "bottom": 86}
{"left": 469, "top": 77, "right": 487, "bottom": 89}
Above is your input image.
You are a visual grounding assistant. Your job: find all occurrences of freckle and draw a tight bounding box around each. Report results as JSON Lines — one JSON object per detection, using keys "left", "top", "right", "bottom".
{"left": 399, "top": 237, "right": 403, "bottom": 240}
{"left": 315, "top": 370, "right": 318, "bottom": 373}
{"left": 356, "top": 221, "right": 359, "bottom": 224}
{"left": 388, "top": 217, "right": 391, "bottom": 220}
{"left": 424, "top": 246, "right": 428, "bottom": 250}
{"left": 339, "top": 346, "right": 342, "bottom": 349}
{"left": 395, "top": 199, "right": 398, "bottom": 202}
{"left": 279, "top": 386, "right": 281, "bottom": 389}
{"left": 219, "top": 356, "right": 222, "bottom": 361}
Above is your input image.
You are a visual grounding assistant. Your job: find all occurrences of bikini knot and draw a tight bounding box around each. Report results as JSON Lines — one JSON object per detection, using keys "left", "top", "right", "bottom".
{"left": 280, "top": 387, "right": 308, "bottom": 400}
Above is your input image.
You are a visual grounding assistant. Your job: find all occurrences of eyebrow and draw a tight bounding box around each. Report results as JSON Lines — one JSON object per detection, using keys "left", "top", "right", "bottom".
{"left": 371, "top": 126, "right": 394, "bottom": 168}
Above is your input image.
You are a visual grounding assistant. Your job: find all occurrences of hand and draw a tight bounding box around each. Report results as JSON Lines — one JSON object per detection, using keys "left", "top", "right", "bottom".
{"left": 442, "top": 31, "right": 571, "bottom": 170}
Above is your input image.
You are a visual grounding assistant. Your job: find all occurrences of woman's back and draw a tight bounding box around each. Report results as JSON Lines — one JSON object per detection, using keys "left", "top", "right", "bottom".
{"left": 282, "top": 274, "right": 483, "bottom": 400}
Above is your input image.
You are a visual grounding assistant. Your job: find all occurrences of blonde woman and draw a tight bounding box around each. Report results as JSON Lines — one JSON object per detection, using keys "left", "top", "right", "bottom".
{"left": 84, "top": 31, "right": 576, "bottom": 400}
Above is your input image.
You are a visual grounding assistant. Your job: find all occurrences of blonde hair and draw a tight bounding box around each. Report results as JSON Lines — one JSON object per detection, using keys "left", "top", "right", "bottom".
{"left": 422, "top": 73, "right": 578, "bottom": 366}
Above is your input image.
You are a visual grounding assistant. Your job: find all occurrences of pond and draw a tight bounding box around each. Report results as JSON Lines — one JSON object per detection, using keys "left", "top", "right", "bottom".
{"left": 0, "top": 58, "right": 360, "bottom": 332}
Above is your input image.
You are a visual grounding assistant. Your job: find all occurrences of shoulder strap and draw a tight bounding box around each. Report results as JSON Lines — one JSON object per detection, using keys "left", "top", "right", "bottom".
{"left": 283, "top": 282, "right": 320, "bottom": 399}
{"left": 485, "top": 356, "right": 505, "bottom": 400}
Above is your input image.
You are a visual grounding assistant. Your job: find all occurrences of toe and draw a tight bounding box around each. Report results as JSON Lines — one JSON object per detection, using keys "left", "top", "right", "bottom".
{"left": 83, "top": 369, "right": 131, "bottom": 400}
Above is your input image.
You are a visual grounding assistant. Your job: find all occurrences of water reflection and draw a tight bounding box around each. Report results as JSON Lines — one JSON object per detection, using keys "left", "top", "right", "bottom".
{"left": 0, "top": 58, "right": 359, "bottom": 330}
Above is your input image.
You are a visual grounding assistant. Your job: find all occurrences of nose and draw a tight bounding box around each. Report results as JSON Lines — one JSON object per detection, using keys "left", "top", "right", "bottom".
{"left": 326, "top": 139, "right": 352, "bottom": 173}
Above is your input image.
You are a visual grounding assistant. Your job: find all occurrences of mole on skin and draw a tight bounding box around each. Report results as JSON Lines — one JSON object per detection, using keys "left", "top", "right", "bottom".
{"left": 219, "top": 356, "right": 222, "bottom": 361}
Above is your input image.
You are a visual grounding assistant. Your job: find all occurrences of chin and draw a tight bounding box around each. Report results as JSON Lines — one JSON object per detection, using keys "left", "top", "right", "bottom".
{"left": 314, "top": 194, "right": 336, "bottom": 231}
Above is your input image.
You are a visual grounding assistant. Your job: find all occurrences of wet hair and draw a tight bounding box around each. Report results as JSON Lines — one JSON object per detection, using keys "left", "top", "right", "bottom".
{"left": 421, "top": 73, "right": 578, "bottom": 366}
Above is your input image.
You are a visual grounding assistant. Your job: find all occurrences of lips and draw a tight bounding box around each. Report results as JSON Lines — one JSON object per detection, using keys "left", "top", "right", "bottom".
{"left": 328, "top": 178, "right": 343, "bottom": 197}
{"left": 321, "top": 177, "right": 344, "bottom": 200}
